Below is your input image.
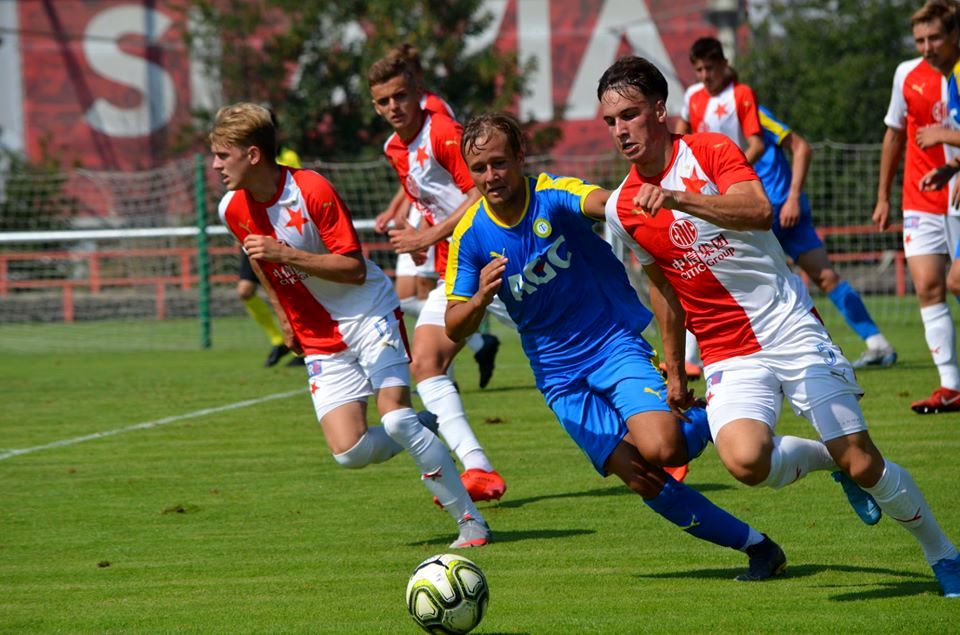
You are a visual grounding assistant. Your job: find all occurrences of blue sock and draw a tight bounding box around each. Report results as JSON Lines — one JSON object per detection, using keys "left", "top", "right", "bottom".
{"left": 828, "top": 280, "right": 879, "bottom": 341}
{"left": 681, "top": 406, "right": 711, "bottom": 461}
{"left": 644, "top": 477, "right": 750, "bottom": 550}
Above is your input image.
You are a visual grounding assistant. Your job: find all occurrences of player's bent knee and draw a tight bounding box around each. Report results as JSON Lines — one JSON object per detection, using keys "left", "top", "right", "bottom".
{"left": 333, "top": 441, "right": 374, "bottom": 469}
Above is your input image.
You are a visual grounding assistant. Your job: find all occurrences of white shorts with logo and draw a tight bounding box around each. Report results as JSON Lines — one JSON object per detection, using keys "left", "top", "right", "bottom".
{"left": 415, "top": 281, "right": 517, "bottom": 330}
{"left": 305, "top": 311, "right": 411, "bottom": 421}
{"left": 902, "top": 210, "right": 960, "bottom": 259}
{"left": 703, "top": 318, "right": 866, "bottom": 442}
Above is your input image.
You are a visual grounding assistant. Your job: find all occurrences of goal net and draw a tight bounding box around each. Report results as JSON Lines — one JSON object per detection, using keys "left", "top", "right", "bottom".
{"left": 0, "top": 143, "right": 921, "bottom": 353}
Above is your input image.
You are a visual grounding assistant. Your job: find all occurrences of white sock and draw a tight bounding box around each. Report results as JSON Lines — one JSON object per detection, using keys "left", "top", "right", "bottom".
{"left": 761, "top": 435, "right": 836, "bottom": 489}
{"left": 399, "top": 296, "right": 425, "bottom": 318}
{"left": 865, "top": 461, "right": 958, "bottom": 565}
{"left": 381, "top": 407, "right": 484, "bottom": 524}
{"left": 921, "top": 303, "right": 960, "bottom": 390}
{"left": 416, "top": 375, "right": 492, "bottom": 471}
{"left": 465, "top": 332, "right": 484, "bottom": 354}
{"left": 740, "top": 528, "right": 766, "bottom": 551}
{"left": 332, "top": 426, "right": 403, "bottom": 469}
{"left": 865, "top": 333, "right": 891, "bottom": 351}
{"left": 685, "top": 330, "right": 702, "bottom": 366}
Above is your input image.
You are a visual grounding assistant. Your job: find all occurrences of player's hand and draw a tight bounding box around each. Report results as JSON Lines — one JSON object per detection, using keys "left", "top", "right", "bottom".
{"left": 411, "top": 247, "right": 429, "bottom": 266}
{"left": 631, "top": 184, "right": 678, "bottom": 217}
{"left": 388, "top": 225, "right": 430, "bottom": 254}
{"left": 665, "top": 376, "right": 694, "bottom": 417}
{"left": 243, "top": 234, "right": 286, "bottom": 263}
{"left": 916, "top": 125, "right": 947, "bottom": 150}
{"left": 374, "top": 208, "right": 395, "bottom": 234}
{"left": 920, "top": 164, "right": 958, "bottom": 192}
{"left": 871, "top": 200, "right": 891, "bottom": 231}
{"left": 475, "top": 257, "right": 506, "bottom": 308}
{"left": 779, "top": 197, "right": 801, "bottom": 228}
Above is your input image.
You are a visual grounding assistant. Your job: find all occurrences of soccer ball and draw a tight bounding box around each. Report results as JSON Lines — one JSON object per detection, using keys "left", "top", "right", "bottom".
{"left": 405, "top": 553, "right": 489, "bottom": 634}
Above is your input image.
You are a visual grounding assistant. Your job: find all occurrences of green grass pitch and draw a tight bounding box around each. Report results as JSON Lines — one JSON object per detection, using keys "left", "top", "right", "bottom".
{"left": 1, "top": 314, "right": 958, "bottom": 633}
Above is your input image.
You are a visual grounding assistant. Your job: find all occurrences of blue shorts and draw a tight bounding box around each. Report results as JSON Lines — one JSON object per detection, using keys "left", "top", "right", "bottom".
{"left": 771, "top": 193, "right": 824, "bottom": 261}
{"left": 546, "top": 338, "right": 671, "bottom": 475}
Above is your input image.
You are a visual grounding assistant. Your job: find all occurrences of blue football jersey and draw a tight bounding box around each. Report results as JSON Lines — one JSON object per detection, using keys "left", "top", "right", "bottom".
{"left": 752, "top": 105, "right": 794, "bottom": 206}
{"left": 446, "top": 173, "right": 653, "bottom": 399}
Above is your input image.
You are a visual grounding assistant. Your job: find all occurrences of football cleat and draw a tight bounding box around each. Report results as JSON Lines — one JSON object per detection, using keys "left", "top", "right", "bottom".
{"left": 264, "top": 343, "right": 291, "bottom": 367}
{"left": 474, "top": 334, "right": 500, "bottom": 389}
{"left": 932, "top": 554, "right": 960, "bottom": 598}
{"left": 449, "top": 514, "right": 491, "bottom": 549}
{"left": 831, "top": 471, "right": 881, "bottom": 526}
{"left": 664, "top": 465, "right": 689, "bottom": 482}
{"left": 851, "top": 345, "right": 897, "bottom": 369}
{"left": 735, "top": 534, "right": 787, "bottom": 581}
{"left": 434, "top": 469, "right": 507, "bottom": 508}
{"left": 911, "top": 387, "right": 960, "bottom": 414}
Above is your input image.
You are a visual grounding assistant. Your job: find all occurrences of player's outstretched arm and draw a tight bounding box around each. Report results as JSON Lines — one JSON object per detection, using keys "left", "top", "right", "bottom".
{"left": 778, "top": 130, "right": 812, "bottom": 229}
{"left": 445, "top": 257, "right": 506, "bottom": 341}
{"left": 644, "top": 263, "right": 692, "bottom": 415}
{"left": 244, "top": 234, "right": 367, "bottom": 285}
{"left": 916, "top": 124, "right": 960, "bottom": 150}
{"left": 389, "top": 188, "right": 482, "bottom": 253}
{"left": 660, "top": 179, "right": 772, "bottom": 230}
{"left": 581, "top": 188, "right": 612, "bottom": 220}
{"left": 873, "top": 127, "right": 905, "bottom": 231}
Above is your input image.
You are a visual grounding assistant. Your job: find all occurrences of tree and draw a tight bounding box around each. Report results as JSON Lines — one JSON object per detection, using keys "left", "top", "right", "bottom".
{"left": 177, "top": 0, "right": 532, "bottom": 160}
{"left": 738, "top": 0, "right": 916, "bottom": 143}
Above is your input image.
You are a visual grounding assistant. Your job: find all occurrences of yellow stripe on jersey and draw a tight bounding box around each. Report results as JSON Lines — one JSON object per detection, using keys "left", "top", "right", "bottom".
{"left": 759, "top": 110, "right": 790, "bottom": 146}
{"left": 446, "top": 199, "right": 485, "bottom": 302}
{"left": 534, "top": 173, "right": 601, "bottom": 216}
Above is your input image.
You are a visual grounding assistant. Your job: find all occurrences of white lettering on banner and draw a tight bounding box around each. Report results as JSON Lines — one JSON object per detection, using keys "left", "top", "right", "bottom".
{"left": 83, "top": 6, "right": 176, "bottom": 137}
{"left": 508, "top": 236, "right": 572, "bottom": 301}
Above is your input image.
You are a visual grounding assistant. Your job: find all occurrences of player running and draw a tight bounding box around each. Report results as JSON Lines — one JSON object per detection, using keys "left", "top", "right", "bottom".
{"left": 755, "top": 105, "right": 897, "bottom": 368}
{"left": 211, "top": 102, "right": 490, "bottom": 548}
{"left": 599, "top": 55, "right": 960, "bottom": 597}
{"left": 446, "top": 111, "right": 788, "bottom": 581}
{"left": 368, "top": 55, "right": 507, "bottom": 503}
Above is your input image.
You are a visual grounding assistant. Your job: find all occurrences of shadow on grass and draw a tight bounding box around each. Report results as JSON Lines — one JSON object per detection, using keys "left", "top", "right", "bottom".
{"left": 496, "top": 482, "right": 735, "bottom": 510}
{"left": 411, "top": 528, "right": 595, "bottom": 548}
{"left": 635, "top": 562, "right": 935, "bottom": 598}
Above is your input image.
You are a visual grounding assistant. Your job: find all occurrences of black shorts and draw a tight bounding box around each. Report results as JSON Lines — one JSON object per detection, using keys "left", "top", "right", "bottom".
{"left": 238, "top": 252, "right": 259, "bottom": 284}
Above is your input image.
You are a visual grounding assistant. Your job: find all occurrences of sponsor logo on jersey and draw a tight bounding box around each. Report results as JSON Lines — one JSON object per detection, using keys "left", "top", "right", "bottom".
{"left": 668, "top": 218, "right": 699, "bottom": 249}
{"left": 508, "top": 235, "right": 571, "bottom": 301}
{"left": 533, "top": 218, "right": 552, "bottom": 238}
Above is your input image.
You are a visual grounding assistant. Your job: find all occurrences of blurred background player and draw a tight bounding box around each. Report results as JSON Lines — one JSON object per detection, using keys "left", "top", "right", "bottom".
{"left": 756, "top": 105, "right": 897, "bottom": 368}
{"left": 236, "top": 109, "right": 306, "bottom": 367}
{"left": 674, "top": 36, "right": 765, "bottom": 378}
{"left": 874, "top": 0, "right": 960, "bottom": 413}
{"left": 600, "top": 55, "right": 960, "bottom": 597}
{"left": 368, "top": 55, "right": 507, "bottom": 503}
{"left": 372, "top": 44, "right": 500, "bottom": 387}
{"left": 446, "top": 111, "right": 787, "bottom": 581}
{"left": 212, "top": 102, "right": 490, "bottom": 548}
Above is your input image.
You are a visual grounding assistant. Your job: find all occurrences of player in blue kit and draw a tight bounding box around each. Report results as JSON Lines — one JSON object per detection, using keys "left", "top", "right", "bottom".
{"left": 444, "top": 111, "right": 787, "bottom": 580}
{"left": 754, "top": 105, "right": 897, "bottom": 368}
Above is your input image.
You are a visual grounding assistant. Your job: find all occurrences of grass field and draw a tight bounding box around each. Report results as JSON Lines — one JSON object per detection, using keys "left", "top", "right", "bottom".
{"left": 1, "top": 314, "right": 959, "bottom": 633}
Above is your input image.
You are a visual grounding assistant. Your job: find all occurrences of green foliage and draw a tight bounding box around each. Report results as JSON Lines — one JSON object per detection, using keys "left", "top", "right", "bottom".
{"left": 739, "top": 0, "right": 916, "bottom": 143}
{"left": 0, "top": 151, "right": 71, "bottom": 233}
{"left": 177, "top": 0, "right": 531, "bottom": 160}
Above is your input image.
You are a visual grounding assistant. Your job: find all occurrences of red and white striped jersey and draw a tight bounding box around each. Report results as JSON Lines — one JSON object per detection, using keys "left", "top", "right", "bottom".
{"left": 219, "top": 168, "right": 397, "bottom": 355}
{"left": 884, "top": 57, "right": 950, "bottom": 214}
{"left": 421, "top": 91, "right": 454, "bottom": 117}
{"left": 681, "top": 81, "right": 762, "bottom": 153}
{"left": 383, "top": 111, "right": 474, "bottom": 277}
{"left": 605, "top": 133, "right": 815, "bottom": 366}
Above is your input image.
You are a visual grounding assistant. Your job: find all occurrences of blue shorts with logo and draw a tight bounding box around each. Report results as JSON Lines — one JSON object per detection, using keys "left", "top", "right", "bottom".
{"left": 545, "top": 336, "right": 671, "bottom": 475}
{"left": 771, "top": 193, "right": 824, "bottom": 261}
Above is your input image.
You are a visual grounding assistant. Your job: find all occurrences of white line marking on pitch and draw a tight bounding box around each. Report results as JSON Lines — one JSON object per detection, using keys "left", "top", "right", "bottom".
{"left": 0, "top": 389, "right": 304, "bottom": 462}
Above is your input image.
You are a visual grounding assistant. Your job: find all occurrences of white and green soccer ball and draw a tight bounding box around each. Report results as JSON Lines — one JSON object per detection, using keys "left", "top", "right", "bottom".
{"left": 405, "top": 553, "right": 489, "bottom": 634}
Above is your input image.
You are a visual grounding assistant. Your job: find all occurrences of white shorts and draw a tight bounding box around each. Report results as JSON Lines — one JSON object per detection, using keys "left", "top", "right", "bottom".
{"left": 902, "top": 210, "right": 960, "bottom": 259}
{"left": 395, "top": 248, "right": 439, "bottom": 279}
{"left": 415, "top": 281, "right": 517, "bottom": 330}
{"left": 305, "top": 311, "right": 411, "bottom": 421}
{"left": 703, "top": 319, "right": 865, "bottom": 442}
